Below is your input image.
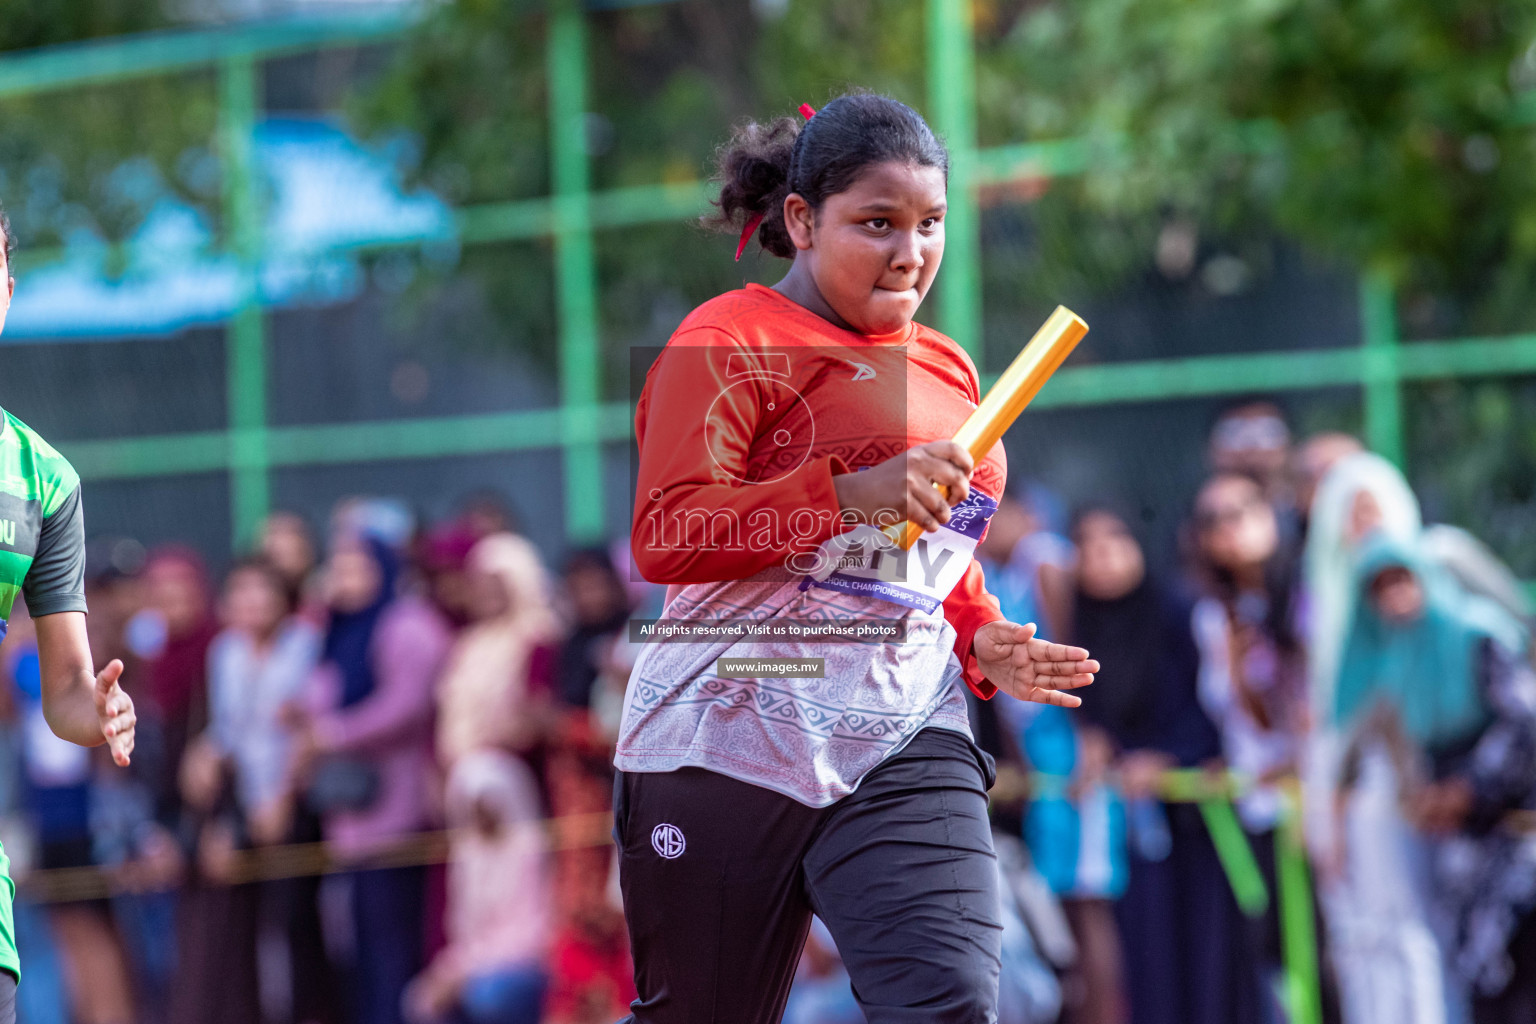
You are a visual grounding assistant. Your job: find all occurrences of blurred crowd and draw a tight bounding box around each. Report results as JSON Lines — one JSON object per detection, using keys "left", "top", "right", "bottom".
{"left": 944, "top": 402, "right": 1536, "bottom": 1024}
{"left": 0, "top": 400, "right": 1534, "bottom": 1024}
{"left": 0, "top": 494, "right": 656, "bottom": 1024}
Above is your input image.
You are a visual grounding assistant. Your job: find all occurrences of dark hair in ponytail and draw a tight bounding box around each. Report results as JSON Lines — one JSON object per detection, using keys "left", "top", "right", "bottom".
{"left": 709, "top": 93, "right": 949, "bottom": 260}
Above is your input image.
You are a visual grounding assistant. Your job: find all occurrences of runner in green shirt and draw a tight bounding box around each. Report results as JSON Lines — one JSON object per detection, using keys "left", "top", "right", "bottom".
{"left": 0, "top": 203, "right": 138, "bottom": 1019}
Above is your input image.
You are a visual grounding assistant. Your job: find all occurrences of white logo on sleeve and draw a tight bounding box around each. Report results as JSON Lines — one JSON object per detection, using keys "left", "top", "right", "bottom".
{"left": 651, "top": 823, "right": 686, "bottom": 859}
{"left": 847, "top": 360, "right": 876, "bottom": 381}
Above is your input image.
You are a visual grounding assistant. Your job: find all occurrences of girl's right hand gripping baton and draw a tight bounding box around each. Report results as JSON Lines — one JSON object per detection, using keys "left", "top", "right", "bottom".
{"left": 886, "top": 305, "right": 1089, "bottom": 550}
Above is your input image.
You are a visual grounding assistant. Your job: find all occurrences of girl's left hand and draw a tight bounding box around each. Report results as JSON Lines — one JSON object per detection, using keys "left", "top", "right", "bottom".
{"left": 973, "top": 621, "right": 1097, "bottom": 707}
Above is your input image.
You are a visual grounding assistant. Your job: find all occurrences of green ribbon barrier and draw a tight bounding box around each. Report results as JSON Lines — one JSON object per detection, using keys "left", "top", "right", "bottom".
{"left": 1015, "top": 766, "right": 1324, "bottom": 1022}
{"left": 1278, "top": 789, "right": 1324, "bottom": 1024}
{"left": 1160, "top": 767, "right": 1237, "bottom": 802}
{"left": 1196, "top": 798, "right": 1269, "bottom": 918}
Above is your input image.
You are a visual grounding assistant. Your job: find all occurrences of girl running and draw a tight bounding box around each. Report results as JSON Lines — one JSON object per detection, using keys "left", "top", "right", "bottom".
{"left": 616, "top": 93, "right": 1097, "bottom": 1024}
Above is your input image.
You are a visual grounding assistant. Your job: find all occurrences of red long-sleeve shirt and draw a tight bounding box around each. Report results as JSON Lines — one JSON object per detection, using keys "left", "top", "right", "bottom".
{"left": 631, "top": 284, "right": 1006, "bottom": 697}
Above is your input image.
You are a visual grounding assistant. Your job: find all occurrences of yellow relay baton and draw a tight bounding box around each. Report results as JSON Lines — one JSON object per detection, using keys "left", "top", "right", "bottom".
{"left": 886, "top": 305, "right": 1089, "bottom": 551}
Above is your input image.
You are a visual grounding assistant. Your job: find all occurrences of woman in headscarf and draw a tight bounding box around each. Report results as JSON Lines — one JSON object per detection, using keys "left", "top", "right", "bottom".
{"left": 1302, "top": 453, "right": 1452, "bottom": 1024}
{"left": 1304, "top": 451, "right": 1422, "bottom": 722}
{"left": 405, "top": 750, "right": 553, "bottom": 1024}
{"left": 434, "top": 533, "right": 559, "bottom": 769}
{"left": 1335, "top": 535, "right": 1536, "bottom": 1022}
{"left": 296, "top": 532, "right": 454, "bottom": 1024}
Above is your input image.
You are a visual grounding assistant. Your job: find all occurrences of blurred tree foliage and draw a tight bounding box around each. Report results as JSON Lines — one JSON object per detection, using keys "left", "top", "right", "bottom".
{"left": 356, "top": 0, "right": 1536, "bottom": 568}
{"left": 357, "top": 0, "right": 1536, "bottom": 356}
{"left": 0, "top": 0, "right": 162, "bottom": 48}
{"left": 1002, "top": 0, "right": 1536, "bottom": 335}
{"left": 1409, "top": 376, "right": 1536, "bottom": 571}
{"left": 355, "top": 0, "right": 939, "bottom": 387}
{"left": 0, "top": 0, "right": 219, "bottom": 262}
{"left": 8, "top": 0, "right": 1529, "bottom": 561}
{"left": 1003, "top": 0, "right": 1536, "bottom": 569}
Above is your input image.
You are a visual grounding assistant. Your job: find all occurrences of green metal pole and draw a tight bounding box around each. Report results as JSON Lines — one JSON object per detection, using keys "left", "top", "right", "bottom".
{"left": 220, "top": 54, "right": 269, "bottom": 552}
{"left": 926, "top": 0, "right": 983, "bottom": 362}
{"left": 547, "top": 0, "right": 606, "bottom": 543}
{"left": 1360, "top": 271, "right": 1405, "bottom": 467}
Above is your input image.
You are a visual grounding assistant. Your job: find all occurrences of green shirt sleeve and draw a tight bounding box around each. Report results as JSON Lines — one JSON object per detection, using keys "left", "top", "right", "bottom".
{"left": 23, "top": 483, "right": 87, "bottom": 618}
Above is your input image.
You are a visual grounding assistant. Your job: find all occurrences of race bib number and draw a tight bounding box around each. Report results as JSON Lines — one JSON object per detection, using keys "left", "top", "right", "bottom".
{"left": 797, "top": 489, "right": 998, "bottom": 614}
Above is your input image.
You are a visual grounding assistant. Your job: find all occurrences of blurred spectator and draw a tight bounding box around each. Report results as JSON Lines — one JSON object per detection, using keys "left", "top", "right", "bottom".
{"left": 296, "top": 533, "right": 452, "bottom": 1024}
{"left": 200, "top": 558, "right": 320, "bottom": 845}
{"left": 978, "top": 488, "right": 1074, "bottom": 639}
{"left": 1334, "top": 535, "right": 1536, "bottom": 1023}
{"left": 540, "top": 546, "right": 636, "bottom": 1024}
{"left": 1207, "top": 401, "right": 1294, "bottom": 507}
{"left": 780, "top": 917, "right": 863, "bottom": 1024}
{"left": 259, "top": 511, "right": 323, "bottom": 619}
{"left": 1069, "top": 507, "right": 1244, "bottom": 1024}
{"left": 973, "top": 488, "right": 1068, "bottom": 842}
{"left": 196, "top": 557, "right": 334, "bottom": 1024}
{"left": 81, "top": 555, "right": 175, "bottom": 1022}
{"left": 982, "top": 499, "right": 1125, "bottom": 1024}
{"left": 992, "top": 835, "right": 1069, "bottom": 1024}
{"left": 128, "top": 548, "right": 225, "bottom": 1024}
{"left": 1191, "top": 473, "right": 1306, "bottom": 828}
{"left": 435, "top": 534, "right": 558, "bottom": 768}
{"left": 1016, "top": 696, "right": 1125, "bottom": 1024}
{"left": 1304, "top": 451, "right": 1423, "bottom": 721}
{"left": 134, "top": 547, "right": 219, "bottom": 831}
{"left": 171, "top": 559, "right": 317, "bottom": 1024}
{"left": 4, "top": 604, "right": 134, "bottom": 1024}
{"left": 542, "top": 911, "right": 636, "bottom": 1024}
{"left": 406, "top": 750, "right": 552, "bottom": 1024}
{"left": 82, "top": 539, "right": 147, "bottom": 681}
{"left": 607, "top": 537, "right": 661, "bottom": 621}
{"left": 456, "top": 491, "right": 521, "bottom": 541}
{"left": 1421, "top": 525, "right": 1534, "bottom": 625}
{"left": 417, "top": 522, "right": 480, "bottom": 630}
{"left": 1190, "top": 472, "right": 1342, "bottom": 1021}
{"left": 330, "top": 498, "right": 416, "bottom": 554}
{"left": 1302, "top": 452, "right": 1449, "bottom": 1024}
{"left": 554, "top": 548, "right": 630, "bottom": 713}
{"left": 1293, "top": 433, "right": 1364, "bottom": 532}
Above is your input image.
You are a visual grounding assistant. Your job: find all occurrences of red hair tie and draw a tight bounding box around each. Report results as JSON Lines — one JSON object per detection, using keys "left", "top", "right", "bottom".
{"left": 734, "top": 211, "right": 766, "bottom": 261}
{"left": 736, "top": 103, "right": 817, "bottom": 262}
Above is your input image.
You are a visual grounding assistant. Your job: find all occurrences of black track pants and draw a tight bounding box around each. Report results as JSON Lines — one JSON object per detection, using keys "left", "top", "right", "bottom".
{"left": 614, "top": 727, "right": 1003, "bottom": 1024}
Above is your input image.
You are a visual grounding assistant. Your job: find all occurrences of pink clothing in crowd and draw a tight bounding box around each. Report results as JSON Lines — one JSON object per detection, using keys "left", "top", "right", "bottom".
{"left": 433, "top": 749, "right": 553, "bottom": 980}
{"left": 309, "top": 594, "right": 453, "bottom": 860}
{"left": 435, "top": 533, "right": 560, "bottom": 767}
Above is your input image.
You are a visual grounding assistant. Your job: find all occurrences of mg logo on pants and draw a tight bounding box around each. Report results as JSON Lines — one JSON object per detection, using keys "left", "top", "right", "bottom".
{"left": 651, "top": 823, "right": 686, "bottom": 859}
